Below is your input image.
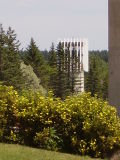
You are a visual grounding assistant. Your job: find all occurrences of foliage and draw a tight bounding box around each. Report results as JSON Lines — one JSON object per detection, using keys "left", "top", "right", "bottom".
{"left": 0, "top": 25, "right": 25, "bottom": 90}
{"left": 90, "top": 50, "right": 108, "bottom": 63}
{"left": 48, "top": 43, "right": 58, "bottom": 92}
{"left": 20, "top": 61, "right": 46, "bottom": 94}
{"left": 64, "top": 94, "right": 120, "bottom": 157}
{"left": 0, "top": 85, "right": 19, "bottom": 142}
{"left": 0, "top": 85, "right": 120, "bottom": 158}
{"left": 34, "top": 127, "right": 62, "bottom": 151}
{"left": 48, "top": 43, "right": 57, "bottom": 68}
{"left": 85, "top": 53, "right": 108, "bottom": 99}
{"left": 24, "top": 38, "right": 51, "bottom": 88}
{"left": 0, "top": 24, "right": 109, "bottom": 99}
{"left": 54, "top": 43, "right": 70, "bottom": 99}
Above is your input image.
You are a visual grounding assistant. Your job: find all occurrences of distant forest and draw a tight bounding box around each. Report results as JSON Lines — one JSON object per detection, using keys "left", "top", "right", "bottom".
{"left": 0, "top": 25, "right": 108, "bottom": 99}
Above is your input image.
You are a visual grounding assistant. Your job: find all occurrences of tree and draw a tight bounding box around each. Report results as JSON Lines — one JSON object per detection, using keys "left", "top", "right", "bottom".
{"left": 102, "top": 70, "right": 108, "bottom": 100}
{"left": 0, "top": 26, "right": 25, "bottom": 90}
{"left": 25, "top": 38, "right": 50, "bottom": 88}
{"left": 90, "top": 50, "right": 108, "bottom": 63}
{"left": 48, "top": 43, "right": 77, "bottom": 98}
{"left": 85, "top": 53, "right": 108, "bottom": 98}
{"left": 20, "top": 61, "right": 46, "bottom": 94}
{"left": 85, "top": 55, "right": 102, "bottom": 97}
{"left": 0, "top": 24, "right": 6, "bottom": 82}
{"left": 48, "top": 43, "right": 57, "bottom": 68}
{"left": 55, "top": 42, "right": 68, "bottom": 99}
{"left": 48, "top": 43, "right": 57, "bottom": 92}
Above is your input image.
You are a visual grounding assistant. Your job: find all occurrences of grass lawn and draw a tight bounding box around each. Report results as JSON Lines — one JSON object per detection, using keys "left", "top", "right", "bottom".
{"left": 0, "top": 143, "right": 102, "bottom": 160}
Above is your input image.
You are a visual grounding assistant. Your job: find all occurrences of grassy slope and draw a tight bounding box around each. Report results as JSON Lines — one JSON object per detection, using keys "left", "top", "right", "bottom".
{"left": 0, "top": 143, "right": 101, "bottom": 160}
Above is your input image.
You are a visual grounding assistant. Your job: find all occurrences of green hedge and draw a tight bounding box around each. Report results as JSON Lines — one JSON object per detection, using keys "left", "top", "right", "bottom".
{"left": 0, "top": 85, "right": 120, "bottom": 158}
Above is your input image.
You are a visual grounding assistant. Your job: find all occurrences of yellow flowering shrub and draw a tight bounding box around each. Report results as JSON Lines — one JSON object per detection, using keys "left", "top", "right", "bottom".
{"left": 0, "top": 85, "right": 19, "bottom": 142}
{"left": 0, "top": 85, "right": 120, "bottom": 158}
{"left": 64, "top": 93, "right": 120, "bottom": 157}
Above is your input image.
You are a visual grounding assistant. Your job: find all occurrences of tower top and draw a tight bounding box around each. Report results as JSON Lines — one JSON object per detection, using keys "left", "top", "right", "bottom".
{"left": 58, "top": 38, "right": 88, "bottom": 44}
{"left": 58, "top": 38, "right": 89, "bottom": 72}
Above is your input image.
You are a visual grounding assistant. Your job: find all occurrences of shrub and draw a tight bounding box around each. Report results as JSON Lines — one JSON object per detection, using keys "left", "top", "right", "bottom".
{"left": 34, "top": 127, "right": 62, "bottom": 151}
{"left": 64, "top": 93, "right": 120, "bottom": 157}
{"left": 0, "top": 85, "right": 120, "bottom": 158}
{"left": 0, "top": 85, "right": 19, "bottom": 142}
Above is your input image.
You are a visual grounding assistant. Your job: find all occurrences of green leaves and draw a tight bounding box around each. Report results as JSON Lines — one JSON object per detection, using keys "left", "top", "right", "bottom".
{"left": 0, "top": 85, "right": 120, "bottom": 158}
{"left": 0, "top": 25, "right": 25, "bottom": 90}
{"left": 85, "top": 52, "right": 108, "bottom": 99}
{"left": 25, "top": 38, "right": 51, "bottom": 88}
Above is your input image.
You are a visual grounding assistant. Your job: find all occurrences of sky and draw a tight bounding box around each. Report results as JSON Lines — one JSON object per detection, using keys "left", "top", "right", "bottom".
{"left": 0, "top": 0, "right": 108, "bottom": 51}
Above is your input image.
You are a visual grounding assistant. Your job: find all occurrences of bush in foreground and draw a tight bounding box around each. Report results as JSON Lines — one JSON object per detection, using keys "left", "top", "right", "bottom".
{"left": 0, "top": 85, "right": 120, "bottom": 158}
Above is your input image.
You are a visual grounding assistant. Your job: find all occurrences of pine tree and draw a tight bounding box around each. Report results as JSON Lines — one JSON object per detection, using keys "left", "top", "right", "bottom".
{"left": 85, "top": 54, "right": 102, "bottom": 97}
{"left": 85, "top": 53, "right": 108, "bottom": 98}
{"left": 48, "top": 43, "right": 57, "bottom": 67}
{"left": 25, "top": 38, "right": 50, "bottom": 88}
{"left": 0, "top": 24, "right": 6, "bottom": 82}
{"left": 55, "top": 42, "right": 68, "bottom": 99}
{"left": 65, "top": 46, "right": 72, "bottom": 95}
{"left": 48, "top": 42, "right": 76, "bottom": 98}
{"left": 71, "top": 47, "right": 77, "bottom": 93}
{"left": 0, "top": 26, "right": 25, "bottom": 90}
{"left": 48, "top": 43, "right": 57, "bottom": 92}
{"left": 102, "top": 69, "right": 108, "bottom": 100}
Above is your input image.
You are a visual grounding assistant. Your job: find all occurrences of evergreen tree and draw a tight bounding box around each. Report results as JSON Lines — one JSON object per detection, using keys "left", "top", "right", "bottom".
{"left": 65, "top": 46, "right": 72, "bottom": 95}
{"left": 71, "top": 47, "right": 77, "bottom": 93}
{"left": 0, "top": 26, "right": 25, "bottom": 90}
{"left": 25, "top": 38, "right": 50, "bottom": 88}
{"left": 25, "top": 38, "right": 44, "bottom": 73}
{"left": 48, "top": 43, "right": 57, "bottom": 92}
{"left": 48, "top": 43, "right": 57, "bottom": 67}
{"left": 42, "top": 50, "right": 49, "bottom": 61}
{"left": 102, "top": 70, "right": 108, "bottom": 100}
{"left": 0, "top": 24, "right": 6, "bottom": 82}
{"left": 90, "top": 50, "right": 108, "bottom": 63}
{"left": 85, "top": 53, "right": 108, "bottom": 98}
{"left": 55, "top": 42, "right": 68, "bottom": 99}
{"left": 85, "top": 55, "right": 102, "bottom": 97}
{"left": 48, "top": 43, "right": 77, "bottom": 98}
